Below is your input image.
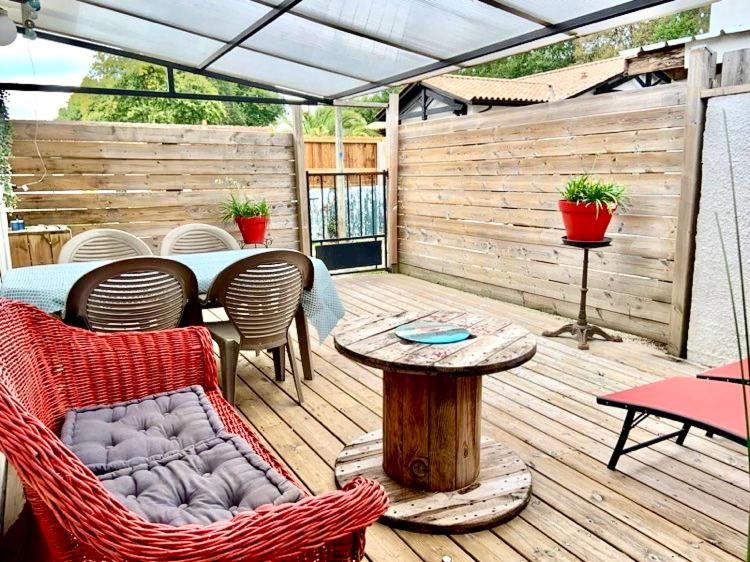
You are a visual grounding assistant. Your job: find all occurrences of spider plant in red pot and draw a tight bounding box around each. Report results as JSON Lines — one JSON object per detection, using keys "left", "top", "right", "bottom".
{"left": 220, "top": 194, "right": 270, "bottom": 245}
{"left": 558, "top": 176, "right": 626, "bottom": 241}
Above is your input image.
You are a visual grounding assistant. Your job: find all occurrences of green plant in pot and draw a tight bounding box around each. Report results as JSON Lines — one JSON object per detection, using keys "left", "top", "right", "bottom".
{"left": 559, "top": 175, "right": 626, "bottom": 241}
{"left": 220, "top": 194, "right": 270, "bottom": 245}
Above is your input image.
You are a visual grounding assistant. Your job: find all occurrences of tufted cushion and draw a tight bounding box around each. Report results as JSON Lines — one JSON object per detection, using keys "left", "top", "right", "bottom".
{"left": 99, "top": 433, "right": 304, "bottom": 525}
{"left": 60, "top": 386, "right": 224, "bottom": 474}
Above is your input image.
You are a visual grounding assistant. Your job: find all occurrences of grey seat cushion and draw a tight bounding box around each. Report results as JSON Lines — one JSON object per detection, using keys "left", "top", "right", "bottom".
{"left": 99, "top": 433, "right": 304, "bottom": 525}
{"left": 60, "top": 386, "right": 224, "bottom": 474}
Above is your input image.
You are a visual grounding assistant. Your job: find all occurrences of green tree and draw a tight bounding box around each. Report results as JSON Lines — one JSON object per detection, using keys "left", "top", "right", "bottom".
{"left": 0, "top": 90, "right": 13, "bottom": 210}
{"left": 283, "top": 106, "right": 380, "bottom": 137}
{"left": 460, "top": 42, "right": 575, "bottom": 79}
{"left": 58, "top": 54, "right": 284, "bottom": 126}
{"left": 460, "top": 8, "right": 709, "bottom": 79}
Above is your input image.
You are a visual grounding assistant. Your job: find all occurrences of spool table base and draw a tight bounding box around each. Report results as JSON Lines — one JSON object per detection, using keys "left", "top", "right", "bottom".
{"left": 335, "top": 430, "right": 532, "bottom": 534}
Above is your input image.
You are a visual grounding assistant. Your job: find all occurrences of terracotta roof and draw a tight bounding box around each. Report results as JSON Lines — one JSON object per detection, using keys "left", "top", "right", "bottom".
{"left": 423, "top": 74, "right": 552, "bottom": 104}
{"left": 421, "top": 57, "right": 626, "bottom": 104}
{"left": 527, "top": 57, "right": 627, "bottom": 100}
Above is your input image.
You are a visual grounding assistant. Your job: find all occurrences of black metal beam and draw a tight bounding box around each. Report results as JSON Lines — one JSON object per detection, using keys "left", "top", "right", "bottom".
{"left": 198, "top": 0, "right": 304, "bottom": 70}
{"left": 20, "top": 28, "right": 330, "bottom": 104}
{"left": 74, "top": 0, "right": 374, "bottom": 83}
{"left": 476, "top": 0, "right": 578, "bottom": 36}
{"left": 0, "top": 82, "right": 311, "bottom": 105}
{"left": 246, "top": 0, "right": 444, "bottom": 62}
{"left": 332, "top": 0, "right": 676, "bottom": 99}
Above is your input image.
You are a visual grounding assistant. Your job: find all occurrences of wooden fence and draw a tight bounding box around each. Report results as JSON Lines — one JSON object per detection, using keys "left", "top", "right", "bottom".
{"left": 9, "top": 121, "right": 300, "bottom": 253}
{"left": 396, "top": 84, "right": 686, "bottom": 343}
{"left": 304, "top": 136, "right": 381, "bottom": 172}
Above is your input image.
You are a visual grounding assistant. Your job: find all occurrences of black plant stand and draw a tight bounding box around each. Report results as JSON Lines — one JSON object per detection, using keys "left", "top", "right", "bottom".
{"left": 542, "top": 237, "right": 623, "bottom": 350}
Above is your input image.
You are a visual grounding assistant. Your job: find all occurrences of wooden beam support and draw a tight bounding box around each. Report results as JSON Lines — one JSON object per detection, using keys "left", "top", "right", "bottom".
{"left": 720, "top": 48, "right": 750, "bottom": 88}
{"left": 386, "top": 93, "right": 399, "bottom": 272}
{"left": 334, "top": 106, "right": 347, "bottom": 237}
{"left": 701, "top": 83, "right": 750, "bottom": 99}
{"left": 291, "top": 106, "right": 311, "bottom": 255}
{"left": 668, "top": 47, "right": 716, "bottom": 357}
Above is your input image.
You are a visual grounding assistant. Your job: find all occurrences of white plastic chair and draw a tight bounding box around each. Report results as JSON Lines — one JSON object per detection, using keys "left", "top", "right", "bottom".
{"left": 58, "top": 229, "right": 153, "bottom": 264}
{"left": 160, "top": 224, "right": 240, "bottom": 256}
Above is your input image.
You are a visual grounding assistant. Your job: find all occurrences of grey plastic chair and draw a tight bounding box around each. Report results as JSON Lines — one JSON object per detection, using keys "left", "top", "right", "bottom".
{"left": 205, "top": 250, "right": 314, "bottom": 406}
{"left": 58, "top": 229, "right": 153, "bottom": 263}
{"left": 64, "top": 257, "right": 202, "bottom": 332}
{"left": 160, "top": 223, "right": 240, "bottom": 255}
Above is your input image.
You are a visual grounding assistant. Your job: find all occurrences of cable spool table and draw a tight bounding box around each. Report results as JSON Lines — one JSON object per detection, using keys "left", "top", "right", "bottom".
{"left": 333, "top": 310, "right": 537, "bottom": 533}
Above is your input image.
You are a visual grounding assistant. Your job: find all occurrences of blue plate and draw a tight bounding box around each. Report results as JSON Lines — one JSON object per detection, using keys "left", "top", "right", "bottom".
{"left": 395, "top": 321, "right": 471, "bottom": 344}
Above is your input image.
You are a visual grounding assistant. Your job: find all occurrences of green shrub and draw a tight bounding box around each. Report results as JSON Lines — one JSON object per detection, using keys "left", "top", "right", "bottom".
{"left": 560, "top": 175, "right": 626, "bottom": 213}
{"left": 219, "top": 193, "right": 270, "bottom": 222}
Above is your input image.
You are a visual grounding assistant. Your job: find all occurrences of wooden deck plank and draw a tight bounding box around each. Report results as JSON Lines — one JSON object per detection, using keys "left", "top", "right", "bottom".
{"left": 3, "top": 273, "right": 745, "bottom": 562}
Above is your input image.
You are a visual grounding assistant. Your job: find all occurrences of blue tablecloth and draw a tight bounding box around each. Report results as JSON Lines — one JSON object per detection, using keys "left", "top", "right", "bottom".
{"left": 0, "top": 250, "right": 345, "bottom": 340}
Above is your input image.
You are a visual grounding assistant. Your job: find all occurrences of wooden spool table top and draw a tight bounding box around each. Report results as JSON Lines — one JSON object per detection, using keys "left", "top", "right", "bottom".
{"left": 333, "top": 310, "right": 536, "bottom": 533}
{"left": 334, "top": 310, "right": 537, "bottom": 376}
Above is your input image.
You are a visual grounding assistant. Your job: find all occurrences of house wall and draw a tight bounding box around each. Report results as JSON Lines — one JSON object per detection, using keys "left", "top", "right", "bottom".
{"left": 9, "top": 121, "right": 301, "bottom": 254}
{"left": 687, "top": 92, "right": 750, "bottom": 365}
{"left": 397, "top": 83, "right": 687, "bottom": 342}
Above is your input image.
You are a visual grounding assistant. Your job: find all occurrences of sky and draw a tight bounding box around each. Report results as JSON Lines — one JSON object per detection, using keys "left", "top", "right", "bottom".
{"left": 1, "top": 36, "right": 93, "bottom": 120}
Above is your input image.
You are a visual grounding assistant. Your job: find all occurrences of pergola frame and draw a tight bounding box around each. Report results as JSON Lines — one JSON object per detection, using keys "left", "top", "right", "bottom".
{"left": 0, "top": 0, "right": 703, "bottom": 104}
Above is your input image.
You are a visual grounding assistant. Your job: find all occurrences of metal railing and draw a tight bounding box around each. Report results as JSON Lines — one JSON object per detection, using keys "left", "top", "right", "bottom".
{"left": 306, "top": 170, "right": 387, "bottom": 272}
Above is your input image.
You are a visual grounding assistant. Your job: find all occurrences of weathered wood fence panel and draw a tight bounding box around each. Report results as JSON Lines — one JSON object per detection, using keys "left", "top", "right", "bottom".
{"left": 304, "top": 136, "right": 381, "bottom": 172}
{"left": 397, "top": 84, "right": 687, "bottom": 343}
{"left": 9, "top": 121, "right": 300, "bottom": 254}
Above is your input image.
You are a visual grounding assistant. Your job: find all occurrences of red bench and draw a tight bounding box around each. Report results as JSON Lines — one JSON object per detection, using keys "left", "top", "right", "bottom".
{"left": 597, "top": 376, "right": 748, "bottom": 470}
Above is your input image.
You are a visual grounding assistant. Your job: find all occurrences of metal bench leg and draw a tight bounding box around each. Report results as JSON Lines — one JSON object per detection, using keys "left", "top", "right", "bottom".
{"left": 608, "top": 409, "right": 636, "bottom": 470}
{"left": 676, "top": 422, "right": 691, "bottom": 445}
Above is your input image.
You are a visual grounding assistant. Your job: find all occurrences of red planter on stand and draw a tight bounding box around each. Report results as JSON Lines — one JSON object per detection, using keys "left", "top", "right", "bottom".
{"left": 235, "top": 216, "right": 269, "bottom": 245}
{"left": 558, "top": 200, "right": 615, "bottom": 242}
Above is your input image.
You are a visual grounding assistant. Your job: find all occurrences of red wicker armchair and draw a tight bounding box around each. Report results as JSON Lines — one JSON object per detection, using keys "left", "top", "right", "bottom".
{"left": 0, "top": 299, "right": 388, "bottom": 561}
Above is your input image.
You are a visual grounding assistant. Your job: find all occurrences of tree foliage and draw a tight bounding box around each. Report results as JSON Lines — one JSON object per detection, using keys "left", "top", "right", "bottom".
{"left": 58, "top": 54, "right": 285, "bottom": 126}
{"left": 0, "top": 90, "right": 13, "bottom": 210}
{"left": 459, "top": 8, "right": 709, "bottom": 79}
{"left": 283, "top": 106, "right": 381, "bottom": 137}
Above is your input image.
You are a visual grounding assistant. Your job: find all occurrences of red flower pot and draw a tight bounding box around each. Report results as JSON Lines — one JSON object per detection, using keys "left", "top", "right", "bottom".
{"left": 558, "top": 200, "right": 615, "bottom": 241}
{"left": 235, "top": 216, "right": 269, "bottom": 245}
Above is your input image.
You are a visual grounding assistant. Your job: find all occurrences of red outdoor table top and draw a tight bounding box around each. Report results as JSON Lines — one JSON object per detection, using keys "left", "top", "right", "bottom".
{"left": 700, "top": 359, "right": 750, "bottom": 381}
{"left": 598, "top": 376, "right": 749, "bottom": 441}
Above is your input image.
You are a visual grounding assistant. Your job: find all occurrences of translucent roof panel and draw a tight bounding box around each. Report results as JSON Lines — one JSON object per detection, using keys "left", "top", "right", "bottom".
{"left": 208, "top": 48, "right": 368, "bottom": 98}
{"left": 0, "top": 0, "right": 713, "bottom": 101}
{"left": 1, "top": 0, "right": 223, "bottom": 67}
{"left": 83, "top": 0, "right": 269, "bottom": 43}
{"left": 288, "top": 0, "right": 542, "bottom": 59}
{"left": 243, "top": 12, "right": 436, "bottom": 82}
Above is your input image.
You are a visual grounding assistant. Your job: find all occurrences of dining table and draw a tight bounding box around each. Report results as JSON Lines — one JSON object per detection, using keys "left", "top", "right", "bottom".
{"left": 0, "top": 249, "right": 346, "bottom": 380}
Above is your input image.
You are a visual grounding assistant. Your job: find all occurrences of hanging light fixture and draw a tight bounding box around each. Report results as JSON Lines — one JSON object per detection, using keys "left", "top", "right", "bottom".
{"left": 0, "top": 8, "right": 17, "bottom": 46}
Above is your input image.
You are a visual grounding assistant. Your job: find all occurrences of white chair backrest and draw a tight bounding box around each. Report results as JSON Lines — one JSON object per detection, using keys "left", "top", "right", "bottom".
{"left": 58, "top": 229, "right": 153, "bottom": 264}
{"left": 160, "top": 224, "right": 240, "bottom": 256}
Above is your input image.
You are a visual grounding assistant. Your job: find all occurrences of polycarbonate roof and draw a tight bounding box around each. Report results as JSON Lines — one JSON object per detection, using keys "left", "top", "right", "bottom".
{"left": 1, "top": 0, "right": 712, "bottom": 101}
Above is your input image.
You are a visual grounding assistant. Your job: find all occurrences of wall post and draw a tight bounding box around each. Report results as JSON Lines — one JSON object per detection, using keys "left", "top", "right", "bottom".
{"left": 291, "top": 106, "right": 311, "bottom": 255}
{"left": 334, "top": 106, "right": 347, "bottom": 236}
{"left": 386, "top": 93, "right": 399, "bottom": 272}
{"left": 668, "top": 47, "right": 716, "bottom": 356}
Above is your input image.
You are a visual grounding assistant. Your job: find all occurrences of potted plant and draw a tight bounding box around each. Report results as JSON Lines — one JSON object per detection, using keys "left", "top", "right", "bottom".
{"left": 220, "top": 193, "right": 270, "bottom": 245}
{"left": 558, "top": 175, "right": 626, "bottom": 241}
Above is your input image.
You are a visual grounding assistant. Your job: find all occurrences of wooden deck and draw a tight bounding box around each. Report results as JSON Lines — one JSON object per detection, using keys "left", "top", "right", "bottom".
{"left": 231, "top": 273, "right": 748, "bottom": 562}
{"left": 2, "top": 272, "right": 747, "bottom": 561}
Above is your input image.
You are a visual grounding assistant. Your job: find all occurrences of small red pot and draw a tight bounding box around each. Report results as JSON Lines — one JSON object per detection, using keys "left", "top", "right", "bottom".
{"left": 558, "top": 200, "right": 615, "bottom": 241}
{"left": 235, "top": 216, "right": 269, "bottom": 245}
